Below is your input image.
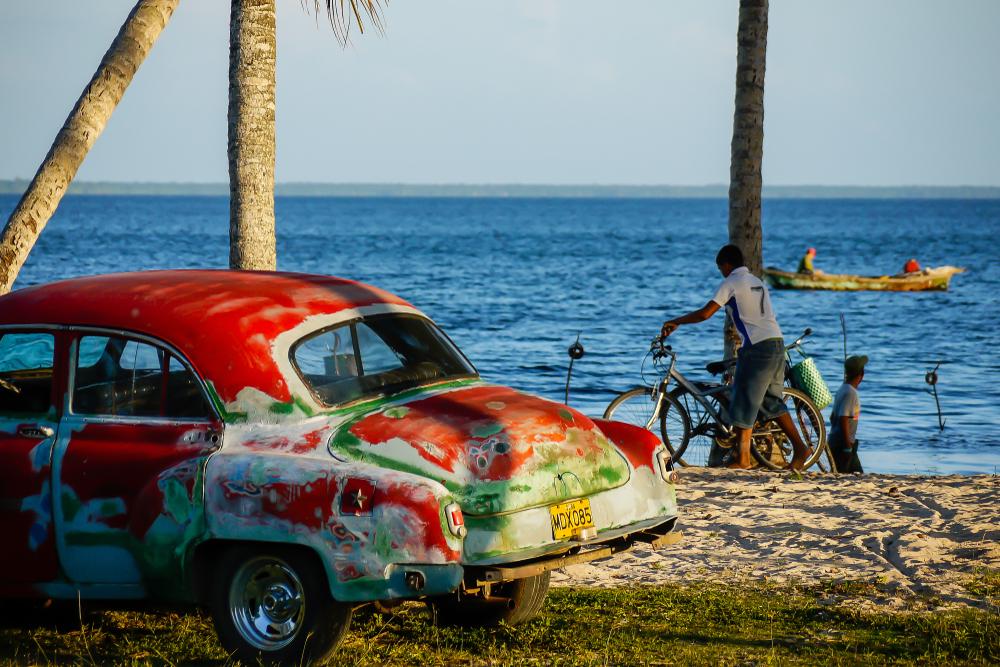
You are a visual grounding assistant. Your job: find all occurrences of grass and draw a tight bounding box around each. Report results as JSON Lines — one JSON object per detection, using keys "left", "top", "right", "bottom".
{"left": 1, "top": 582, "right": 998, "bottom": 666}
{"left": 964, "top": 567, "right": 1000, "bottom": 599}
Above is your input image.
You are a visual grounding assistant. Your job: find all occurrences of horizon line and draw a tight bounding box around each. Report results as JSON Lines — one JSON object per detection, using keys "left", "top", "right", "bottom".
{"left": 1, "top": 179, "right": 998, "bottom": 199}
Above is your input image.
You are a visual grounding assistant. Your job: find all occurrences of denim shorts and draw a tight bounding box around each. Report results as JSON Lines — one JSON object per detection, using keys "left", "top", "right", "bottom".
{"left": 728, "top": 338, "right": 789, "bottom": 430}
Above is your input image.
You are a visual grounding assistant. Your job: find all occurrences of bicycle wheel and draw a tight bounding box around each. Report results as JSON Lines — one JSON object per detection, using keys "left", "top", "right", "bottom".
{"left": 814, "top": 443, "right": 837, "bottom": 473}
{"left": 749, "top": 387, "right": 827, "bottom": 471}
{"left": 670, "top": 383, "right": 731, "bottom": 467}
{"left": 603, "top": 387, "right": 660, "bottom": 430}
{"left": 657, "top": 393, "right": 691, "bottom": 465}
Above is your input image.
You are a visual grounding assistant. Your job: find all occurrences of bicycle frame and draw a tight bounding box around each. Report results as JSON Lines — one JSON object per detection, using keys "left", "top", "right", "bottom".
{"left": 624, "top": 327, "right": 827, "bottom": 471}
{"left": 648, "top": 326, "right": 816, "bottom": 441}
{"left": 651, "top": 349, "right": 733, "bottom": 436}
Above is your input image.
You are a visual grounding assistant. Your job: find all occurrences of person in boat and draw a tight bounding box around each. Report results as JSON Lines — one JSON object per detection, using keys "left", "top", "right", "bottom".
{"left": 903, "top": 258, "right": 921, "bottom": 273}
{"left": 797, "top": 248, "right": 817, "bottom": 274}
{"left": 659, "top": 244, "right": 814, "bottom": 470}
{"left": 829, "top": 355, "right": 867, "bottom": 474}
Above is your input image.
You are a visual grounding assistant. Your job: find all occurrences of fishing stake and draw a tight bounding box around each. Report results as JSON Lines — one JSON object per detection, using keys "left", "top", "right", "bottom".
{"left": 924, "top": 362, "right": 946, "bottom": 429}
{"left": 564, "top": 334, "right": 585, "bottom": 406}
{"left": 840, "top": 314, "right": 848, "bottom": 362}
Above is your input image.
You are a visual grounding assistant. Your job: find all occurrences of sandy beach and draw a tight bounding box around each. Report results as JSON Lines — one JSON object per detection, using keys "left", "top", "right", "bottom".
{"left": 553, "top": 469, "right": 1000, "bottom": 610}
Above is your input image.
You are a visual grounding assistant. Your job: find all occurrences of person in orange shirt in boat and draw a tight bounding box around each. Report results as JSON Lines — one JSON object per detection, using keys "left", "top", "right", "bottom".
{"left": 903, "top": 258, "right": 921, "bottom": 273}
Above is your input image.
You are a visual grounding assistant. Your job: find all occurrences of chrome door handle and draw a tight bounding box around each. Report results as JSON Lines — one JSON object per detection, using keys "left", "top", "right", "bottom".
{"left": 19, "top": 426, "right": 54, "bottom": 439}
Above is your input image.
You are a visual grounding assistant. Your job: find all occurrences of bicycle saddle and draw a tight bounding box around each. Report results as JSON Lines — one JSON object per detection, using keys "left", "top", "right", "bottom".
{"left": 705, "top": 359, "right": 737, "bottom": 375}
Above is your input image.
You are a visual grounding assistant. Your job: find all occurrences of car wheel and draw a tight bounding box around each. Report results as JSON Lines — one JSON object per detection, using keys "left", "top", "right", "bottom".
{"left": 427, "top": 572, "right": 551, "bottom": 627}
{"left": 209, "top": 545, "right": 352, "bottom": 665}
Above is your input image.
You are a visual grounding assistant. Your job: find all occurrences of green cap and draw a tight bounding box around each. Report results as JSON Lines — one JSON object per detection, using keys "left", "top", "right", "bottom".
{"left": 845, "top": 355, "right": 868, "bottom": 378}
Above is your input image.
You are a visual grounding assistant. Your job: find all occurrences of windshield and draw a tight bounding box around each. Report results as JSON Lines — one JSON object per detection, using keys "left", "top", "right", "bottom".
{"left": 291, "top": 314, "right": 476, "bottom": 406}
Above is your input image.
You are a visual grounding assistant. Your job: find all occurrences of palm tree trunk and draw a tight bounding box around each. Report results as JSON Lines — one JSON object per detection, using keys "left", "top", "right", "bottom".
{"left": 0, "top": 0, "right": 180, "bottom": 294}
{"left": 725, "top": 0, "right": 768, "bottom": 360}
{"left": 228, "top": 0, "right": 277, "bottom": 271}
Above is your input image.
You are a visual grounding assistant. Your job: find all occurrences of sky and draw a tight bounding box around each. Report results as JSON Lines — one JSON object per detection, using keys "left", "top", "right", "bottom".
{"left": 1, "top": 1, "right": 998, "bottom": 187}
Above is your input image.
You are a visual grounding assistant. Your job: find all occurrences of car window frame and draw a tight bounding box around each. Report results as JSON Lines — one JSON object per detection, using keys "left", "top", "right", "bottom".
{"left": 66, "top": 327, "right": 220, "bottom": 424}
{"left": 0, "top": 324, "right": 64, "bottom": 418}
{"left": 289, "top": 314, "right": 478, "bottom": 409}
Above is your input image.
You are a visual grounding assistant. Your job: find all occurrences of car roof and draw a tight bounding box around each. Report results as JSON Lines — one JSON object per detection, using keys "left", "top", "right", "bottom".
{"left": 0, "top": 270, "right": 414, "bottom": 411}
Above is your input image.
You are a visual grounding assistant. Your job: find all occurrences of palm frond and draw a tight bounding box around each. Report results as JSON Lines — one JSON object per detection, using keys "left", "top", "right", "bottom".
{"left": 303, "top": 0, "right": 386, "bottom": 48}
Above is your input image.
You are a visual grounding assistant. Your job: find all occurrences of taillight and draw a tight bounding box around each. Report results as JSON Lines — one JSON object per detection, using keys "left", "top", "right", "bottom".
{"left": 340, "top": 478, "right": 377, "bottom": 516}
{"left": 445, "top": 502, "right": 467, "bottom": 538}
{"left": 656, "top": 449, "right": 680, "bottom": 484}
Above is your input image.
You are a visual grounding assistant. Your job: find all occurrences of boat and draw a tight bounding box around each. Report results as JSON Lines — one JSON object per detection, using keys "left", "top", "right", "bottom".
{"left": 763, "top": 266, "right": 967, "bottom": 292}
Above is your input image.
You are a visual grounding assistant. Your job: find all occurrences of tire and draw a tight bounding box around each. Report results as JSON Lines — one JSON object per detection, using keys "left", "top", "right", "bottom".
{"left": 814, "top": 442, "right": 837, "bottom": 473}
{"left": 427, "top": 572, "right": 551, "bottom": 627}
{"left": 655, "top": 393, "right": 691, "bottom": 465}
{"left": 603, "top": 388, "right": 691, "bottom": 465}
{"left": 670, "top": 382, "right": 731, "bottom": 468}
{"left": 210, "top": 545, "right": 352, "bottom": 666}
{"left": 603, "top": 387, "right": 660, "bottom": 429}
{"left": 749, "top": 387, "right": 827, "bottom": 471}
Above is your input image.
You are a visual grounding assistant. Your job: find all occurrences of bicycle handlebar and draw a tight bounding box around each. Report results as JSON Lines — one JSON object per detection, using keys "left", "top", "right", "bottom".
{"left": 650, "top": 337, "right": 673, "bottom": 360}
{"left": 650, "top": 326, "right": 813, "bottom": 369}
{"left": 786, "top": 327, "right": 813, "bottom": 351}
{"left": 650, "top": 337, "right": 671, "bottom": 350}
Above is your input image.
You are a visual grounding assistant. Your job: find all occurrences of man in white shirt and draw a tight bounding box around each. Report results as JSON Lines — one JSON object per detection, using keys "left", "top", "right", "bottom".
{"left": 660, "top": 245, "right": 813, "bottom": 470}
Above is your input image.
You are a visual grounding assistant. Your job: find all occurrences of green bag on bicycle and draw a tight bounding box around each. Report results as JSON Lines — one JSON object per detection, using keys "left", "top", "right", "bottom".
{"left": 789, "top": 353, "right": 833, "bottom": 410}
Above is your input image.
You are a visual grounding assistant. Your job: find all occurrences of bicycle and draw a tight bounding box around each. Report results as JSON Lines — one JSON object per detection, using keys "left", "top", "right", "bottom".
{"left": 603, "top": 330, "right": 828, "bottom": 470}
{"left": 669, "top": 329, "right": 834, "bottom": 470}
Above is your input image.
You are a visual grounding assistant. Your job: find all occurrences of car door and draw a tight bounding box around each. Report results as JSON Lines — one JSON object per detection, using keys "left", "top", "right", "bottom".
{"left": 53, "top": 330, "right": 222, "bottom": 588}
{"left": 0, "top": 327, "right": 64, "bottom": 582}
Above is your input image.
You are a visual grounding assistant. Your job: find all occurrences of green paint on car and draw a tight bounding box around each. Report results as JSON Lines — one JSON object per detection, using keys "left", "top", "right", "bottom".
{"left": 472, "top": 422, "right": 503, "bottom": 438}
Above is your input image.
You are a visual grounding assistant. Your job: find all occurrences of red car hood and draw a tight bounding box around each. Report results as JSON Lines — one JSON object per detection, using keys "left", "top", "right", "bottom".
{"left": 329, "top": 383, "right": 630, "bottom": 515}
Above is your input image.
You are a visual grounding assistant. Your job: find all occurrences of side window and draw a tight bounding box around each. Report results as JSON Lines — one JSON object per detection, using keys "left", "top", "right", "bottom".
{"left": 355, "top": 323, "right": 403, "bottom": 374}
{"left": 165, "top": 356, "right": 212, "bottom": 419}
{"left": 0, "top": 332, "right": 55, "bottom": 416}
{"left": 72, "top": 335, "right": 212, "bottom": 420}
{"left": 74, "top": 336, "right": 163, "bottom": 417}
{"left": 292, "top": 324, "right": 363, "bottom": 405}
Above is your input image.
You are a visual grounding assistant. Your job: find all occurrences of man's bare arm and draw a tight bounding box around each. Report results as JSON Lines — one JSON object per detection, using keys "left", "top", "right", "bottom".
{"left": 661, "top": 301, "right": 721, "bottom": 337}
{"left": 838, "top": 416, "right": 853, "bottom": 445}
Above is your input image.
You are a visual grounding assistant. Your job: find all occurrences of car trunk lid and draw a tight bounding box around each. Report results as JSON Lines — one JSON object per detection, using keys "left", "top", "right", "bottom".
{"left": 329, "top": 383, "right": 629, "bottom": 515}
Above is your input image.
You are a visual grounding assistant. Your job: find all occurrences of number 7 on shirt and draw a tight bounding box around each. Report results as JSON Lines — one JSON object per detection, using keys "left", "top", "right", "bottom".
{"left": 750, "top": 286, "right": 766, "bottom": 316}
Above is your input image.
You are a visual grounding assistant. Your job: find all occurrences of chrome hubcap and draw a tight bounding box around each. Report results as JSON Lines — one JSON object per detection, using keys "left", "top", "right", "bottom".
{"left": 230, "top": 557, "right": 306, "bottom": 650}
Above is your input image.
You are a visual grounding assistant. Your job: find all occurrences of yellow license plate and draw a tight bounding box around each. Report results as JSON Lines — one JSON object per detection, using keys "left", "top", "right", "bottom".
{"left": 550, "top": 498, "right": 594, "bottom": 540}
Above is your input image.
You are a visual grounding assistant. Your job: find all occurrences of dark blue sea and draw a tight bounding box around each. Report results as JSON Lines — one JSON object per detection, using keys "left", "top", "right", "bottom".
{"left": 3, "top": 194, "right": 998, "bottom": 475}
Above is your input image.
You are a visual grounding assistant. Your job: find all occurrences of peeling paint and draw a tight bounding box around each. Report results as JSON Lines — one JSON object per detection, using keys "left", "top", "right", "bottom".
{"left": 0, "top": 270, "right": 678, "bottom": 608}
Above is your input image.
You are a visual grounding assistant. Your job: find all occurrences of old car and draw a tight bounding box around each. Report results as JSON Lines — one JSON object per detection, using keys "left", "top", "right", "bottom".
{"left": 0, "top": 270, "right": 680, "bottom": 664}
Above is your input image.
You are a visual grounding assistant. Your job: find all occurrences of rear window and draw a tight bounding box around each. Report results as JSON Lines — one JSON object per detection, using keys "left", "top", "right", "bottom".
{"left": 292, "top": 315, "right": 476, "bottom": 406}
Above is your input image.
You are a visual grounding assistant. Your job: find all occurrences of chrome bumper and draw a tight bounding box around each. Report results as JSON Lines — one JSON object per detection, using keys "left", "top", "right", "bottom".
{"left": 463, "top": 517, "right": 681, "bottom": 585}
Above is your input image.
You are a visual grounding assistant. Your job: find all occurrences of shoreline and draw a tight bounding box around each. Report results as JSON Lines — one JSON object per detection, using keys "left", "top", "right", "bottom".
{"left": 553, "top": 469, "right": 1000, "bottom": 611}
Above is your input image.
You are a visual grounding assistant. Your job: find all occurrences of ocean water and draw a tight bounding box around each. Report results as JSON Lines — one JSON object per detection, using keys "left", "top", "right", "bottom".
{"left": 3, "top": 194, "right": 998, "bottom": 475}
